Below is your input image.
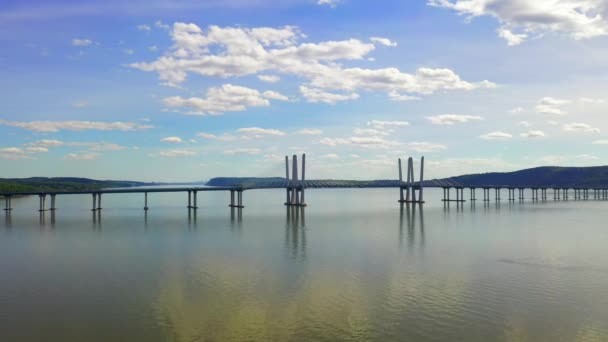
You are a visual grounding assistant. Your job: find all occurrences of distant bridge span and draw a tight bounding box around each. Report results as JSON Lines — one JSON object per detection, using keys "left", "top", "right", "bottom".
{"left": 2, "top": 154, "right": 608, "bottom": 213}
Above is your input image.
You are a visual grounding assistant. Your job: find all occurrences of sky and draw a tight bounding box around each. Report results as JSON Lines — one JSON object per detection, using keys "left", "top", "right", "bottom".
{"left": 1, "top": 0, "right": 608, "bottom": 182}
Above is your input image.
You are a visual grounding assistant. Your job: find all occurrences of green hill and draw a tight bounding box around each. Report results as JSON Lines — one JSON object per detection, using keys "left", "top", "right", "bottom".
{"left": 437, "top": 166, "right": 608, "bottom": 187}
{"left": 0, "top": 177, "right": 152, "bottom": 193}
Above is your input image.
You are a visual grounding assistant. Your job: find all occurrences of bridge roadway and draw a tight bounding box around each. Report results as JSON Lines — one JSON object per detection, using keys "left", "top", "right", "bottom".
{"left": 2, "top": 179, "right": 608, "bottom": 212}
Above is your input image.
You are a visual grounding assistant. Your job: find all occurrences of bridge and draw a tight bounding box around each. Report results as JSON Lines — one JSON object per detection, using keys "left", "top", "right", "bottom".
{"left": 2, "top": 153, "right": 608, "bottom": 214}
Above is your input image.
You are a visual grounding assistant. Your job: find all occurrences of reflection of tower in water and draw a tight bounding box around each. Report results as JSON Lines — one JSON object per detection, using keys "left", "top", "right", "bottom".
{"left": 399, "top": 204, "right": 425, "bottom": 248}
{"left": 4, "top": 210, "right": 12, "bottom": 228}
{"left": 285, "top": 206, "right": 306, "bottom": 261}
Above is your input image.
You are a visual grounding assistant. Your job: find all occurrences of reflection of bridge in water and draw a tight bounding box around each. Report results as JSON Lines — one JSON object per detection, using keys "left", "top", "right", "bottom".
{"left": 400, "top": 204, "right": 425, "bottom": 249}
{"left": 3, "top": 153, "right": 608, "bottom": 216}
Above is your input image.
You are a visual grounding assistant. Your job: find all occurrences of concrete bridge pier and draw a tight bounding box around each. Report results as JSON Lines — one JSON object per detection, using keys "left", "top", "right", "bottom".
{"left": 285, "top": 154, "right": 307, "bottom": 207}
{"left": 144, "top": 192, "right": 149, "bottom": 211}
{"left": 507, "top": 188, "right": 514, "bottom": 201}
{"left": 3, "top": 196, "right": 12, "bottom": 211}
{"left": 482, "top": 188, "right": 490, "bottom": 202}
{"left": 518, "top": 188, "right": 524, "bottom": 201}
{"left": 38, "top": 194, "right": 47, "bottom": 212}
{"left": 96, "top": 193, "right": 102, "bottom": 210}
{"left": 50, "top": 194, "right": 57, "bottom": 211}
{"left": 192, "top": 191, "right": 198, "bottom": 210}
{"left": 230, "top": 190, "right": 245, "bottom": 208}
{"left": 470, "top": 188, "right": 476, "bottom": 201}
{"left": 187, "top": 191, "right": 192, "bottom": 208}
{"left": 495, "top": 188, "right": 501, "bottom": 201}
{"left": 563, "top": 188, "right": 569, "bottom": 200}
{"left": 584, "top": 189, "right": 589, "bottom": 200}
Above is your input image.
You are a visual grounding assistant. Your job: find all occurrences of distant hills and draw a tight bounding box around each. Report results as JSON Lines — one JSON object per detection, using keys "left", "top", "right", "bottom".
{"left": 437, "top": 166, "right": 608, "bottom": 188}
{"left": 0, "top": 177, "right": 155, "bottom": 193}
{"left": 207, "top": 166, "right": 608, "bottom": 188}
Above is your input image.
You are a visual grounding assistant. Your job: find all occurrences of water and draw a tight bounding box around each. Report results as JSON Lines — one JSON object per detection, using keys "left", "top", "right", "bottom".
{"left": 1, "top": 188, "right": 608, "bottom": 341}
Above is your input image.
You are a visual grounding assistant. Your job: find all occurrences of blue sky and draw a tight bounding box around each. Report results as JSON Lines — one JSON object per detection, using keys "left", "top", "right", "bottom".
{"left": 1, "top": 0, "right": 608, "bottom": 181}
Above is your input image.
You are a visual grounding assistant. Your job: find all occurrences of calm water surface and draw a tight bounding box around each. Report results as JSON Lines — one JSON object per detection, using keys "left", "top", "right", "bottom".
{"left": 1, "top": 188, "right": 608, "bottom": 341}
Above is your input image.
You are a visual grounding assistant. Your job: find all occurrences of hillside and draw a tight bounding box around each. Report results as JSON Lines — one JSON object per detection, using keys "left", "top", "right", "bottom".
{"left": 207, "top": 166, "right": 608, "bottom": 188}
{"left": 436, "top": 166, "right": 608, "bottom": 187}
{"left": 0, "top": 177, "right": 154, "bottom": 193}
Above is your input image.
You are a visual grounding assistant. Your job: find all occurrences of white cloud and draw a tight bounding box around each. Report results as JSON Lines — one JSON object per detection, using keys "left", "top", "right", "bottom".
{"left": 237, "top": 127, "right": 286, "bottom": 138}
{"left": 71, "top": 38, "right": 92, "bottom": 46}
{"left": 124, "top": 49, "right": 135, "bottom": 55}
{"left": 520, "top": 130, "right": 546, "bottom": 138}
{"left": 224, "top": 148, "right": 261, "bottom": 155}
{"left": 262, "top": 90, "right": 289, "bottom": 101}
{"left": 71, "top": 101, "right": 90, "bottom": 108}
{"left": 299, "top": 86, "right": 359, "bottom": 104}
{"left": 64, "top": 152, "right": 99, "bottom": 160}
{"left": 163, "top": 84, "right": 286, "bottom": 115}
{"left": 321, "top": 153, "right": 340, "bottom": 159}
{"left": 319, "top": 136, "right": 400, "bottom": 149}
{"left": 535, "top": 154, "right": 599, "bottom": 165}
{"left": 0, "top": 146, "right": 48, "bottom": 159}
{"left": 353, "top": 128, "right": 388, "bottom": 136}
{"left": 159, "top": 149, "right": 197, "bottom": 157}
{"left": 258, "top": 74, "right": 280, "bottom": 83}
{"left": 160, "top": 136, "right": 183, "bottom": 143}
{"left": 28, "top": 139, "right": 65, "bottom": 147}
{"left": 429, "top": 0, "right": 608, "bottom": 45}
{"left": 388, "top": 90, "right": 420, "bottom": 102}
{"left": 370, "top": 37, "right": 397, "bottom": 47}
{"left": 426, "top": 114, "right": 483, "bottom": 125}
{"left": 580, "top": 97, "right": 605, "bottom": 104}
{"left": 535, "top": 97, "right": 571, "bottom": 115}
{"left": 366, "top": 120, "right": 410, "bottom": 129}
{"left": 480, "top": 131, "right": 513, "bottom": 140}
{"left": 196, "top": 132, "right": 237, "bottom": 141}
{"left": 28, "top": 140, "right": 126, "bottom": 151}
{"left": 509, "top": 107, "right": 524, "bottom": 114}
{"left": 131, "top": 23, "right": 494, "bottom": 99}
{"left": 563, "top": 123, "right": 600, "bottom": 133}
{"left": 148, "top": 45, "right": 159, "bottom": 52}
{"left": 0, "top": 120, "right": 153, "bottom": 132}
{"left": 519, "top": 121, "right": 530, "bottom": 127}
{"left": 137, "top": 24, "right": 151, "bottom": 31}
{"left": 407, "top": 142, "right": 447, "bottom": 153}
{"left": 296, "top": 128, "right": 323, "bottom": 135}
{"left": 592, "top": 140, "right": 608, "bottom": 144}
{"left": 155, "top": 20, "right": 170, "bottom": 30}
{"left": 497, "top": 27, "right": 527, "bottom": 46}
{"left": 317, "top": 0, "right": 339, "bottom": 7}
{"left": 319, "top": 137, "right": 350, "bottom": 147}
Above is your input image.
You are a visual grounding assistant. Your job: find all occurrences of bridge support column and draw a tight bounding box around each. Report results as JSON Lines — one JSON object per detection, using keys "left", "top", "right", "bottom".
{"left": 41, "top": 194, "right": 48, "bottom": 212}
{"left": 192, "top": 191, "right": 198, "bottom": 210}
{"left": 50, "top": 194, "right": 57, "bottom": 211}
{"left": 187, "top": 191, "right": 192, "bottom": 208}
{"left": 230, "top": 190, "right": 245, "bottom": 208}
{"left": 91, "top": 193, "right": 97, "bottom": 211}
{"left": 470, "top": 188, "right": 476, "bottom": 201}
{"left": 144, "top": 192, "right": 149, "bottom": 211}
{"left": 97, "top": 194, "right": 102, "bottom": 210}
{"left": 399, "top": 156, "right": 424, "bottom": 204}
{"left": 284, "top": 154, "right": 307, "bottom": 207}
{"left": 495, "top": 188, "right": 500, "bottom": 201}
{"left": 3, "top": 196, "right": 12, "bottom": 211}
